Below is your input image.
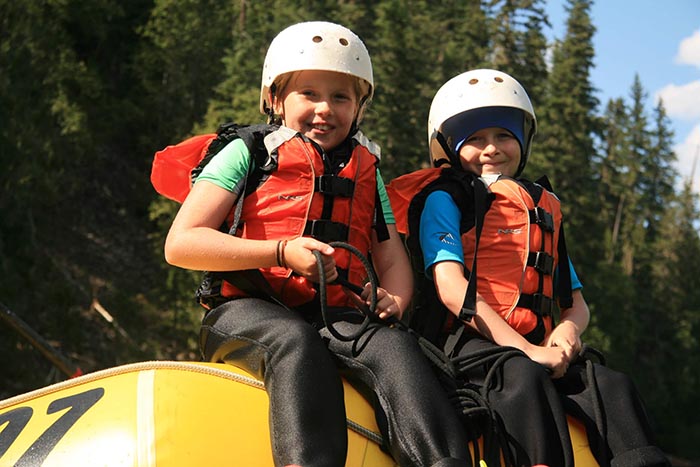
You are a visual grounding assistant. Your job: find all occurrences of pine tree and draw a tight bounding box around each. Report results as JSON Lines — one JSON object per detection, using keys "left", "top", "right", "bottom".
{"left": 533, "top": 0, "right": 601, "bottom": 271}
{"left": 645, "top": 178, "right": 700, "bottom": 453}
{"left": 136, "top": 0, "right": 255, "bottom": 137}
{"left": 612, "top": 76, "right": 649, "bottom": 277}
{"left": 363, "top": 0, "right": 438, "bottom": 176}
{"left": 642, "top": 98, "right": 678, "bottom": 239}
{"left": 598, "top": 97, "right": 634, "bottom": 265}
{"left": 367, "top": 0, "right": 492, "bottom": 177}
{"left": 488, "top": 0, "right": 549, "bottom": 107}
{"left": 427, "top": 0, "right": 490, "bottom": 79}
{"left": 579, "top": 97, "right": 636, "bottom": 359}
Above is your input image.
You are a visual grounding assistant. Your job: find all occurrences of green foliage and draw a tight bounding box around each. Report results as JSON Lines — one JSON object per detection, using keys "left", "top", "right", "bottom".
{"left": 2, "top": 0, "right": 699, "bottom": 461}
{"left": 135, "top": 0, "right": 235, "bottom": 143}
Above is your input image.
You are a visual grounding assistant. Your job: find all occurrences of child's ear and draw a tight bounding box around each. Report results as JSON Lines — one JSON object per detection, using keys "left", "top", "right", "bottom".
{"left": 271, "top": 93, "right": 284, "bottom": 118}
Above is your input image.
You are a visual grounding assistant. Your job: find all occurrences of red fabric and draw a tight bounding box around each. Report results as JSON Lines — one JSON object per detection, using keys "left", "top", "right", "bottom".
{"left": 225, "top": 133, "right": 379, "bottom": 307}
{"left": 151, "top": 133, "right": 216, "bottom": 203}
{"left": 385, "top": 168, "right": 442, "bottom": 235}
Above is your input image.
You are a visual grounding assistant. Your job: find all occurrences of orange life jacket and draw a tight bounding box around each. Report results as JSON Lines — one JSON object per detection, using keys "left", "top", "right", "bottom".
{"left": 461, "top": 175, "right": 562, "bottom": 342}
{"left": 385, "top": 167, "right": 443, "bottom": 237}
{"left": 387, "top": 168, "right": 571, "bottom": 344}
{"left": 218, "top": 127, "right": 380, "bottom": 308}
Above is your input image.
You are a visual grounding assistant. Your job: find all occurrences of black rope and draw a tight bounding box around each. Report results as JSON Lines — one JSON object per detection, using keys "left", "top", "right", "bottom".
{"left": 451, "top": 345, "right": 524, "bottom": 467}
{"left": 312, "top": 242, "right": 517, "bottom": 467}
{"left": 313, "top": 242, "right": 460, "bottom": 380}
{"left": 312, "top": 241, "right": 378, "bottom": 342}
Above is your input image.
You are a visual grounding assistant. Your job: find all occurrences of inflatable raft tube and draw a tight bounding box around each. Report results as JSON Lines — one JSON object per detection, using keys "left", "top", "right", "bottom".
{"left": 0, "top": 361, "right": 598, "bottom": 466}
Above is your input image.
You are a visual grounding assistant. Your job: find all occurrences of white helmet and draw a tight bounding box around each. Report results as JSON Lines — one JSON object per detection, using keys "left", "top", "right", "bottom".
{"left": 260, "top": 21, "right": 374, "bottom": 116}
{"left": 427, "top": 69, "right": 536, "bottom": 176}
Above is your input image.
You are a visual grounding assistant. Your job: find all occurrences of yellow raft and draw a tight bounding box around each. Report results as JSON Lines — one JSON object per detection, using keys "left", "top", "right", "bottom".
{"left": 0, "top": 361, "right": 598, "bottom": 466}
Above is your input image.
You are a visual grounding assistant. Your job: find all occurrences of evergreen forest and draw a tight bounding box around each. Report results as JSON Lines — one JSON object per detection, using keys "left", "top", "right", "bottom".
{"left": 1, "top": 0, "right": 699, "bottom": 463}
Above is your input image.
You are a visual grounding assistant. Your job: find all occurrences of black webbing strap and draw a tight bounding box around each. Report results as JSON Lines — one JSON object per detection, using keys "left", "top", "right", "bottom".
{"left": 556, "top": 221, "right": 573, "bottom": 309}
{"left": 304, "top": 220, "right": 349, "bottom": 243}
{"left": 517, "top": 293, "right": 556, "bottom": 316}
{"left": 197, "top": 130, "right": 283, "bottom": 310}
{"left": 532, "top": 175, "right": 573, "bottom": 310}
{"left": 459, "top": 177, "right": 490, "bottom": 322}
{"left": 529, "top": 206, "right": 555, "bottom": 232}
{"left": 315, "top": 175, "right": 354, "bottom": 197}
{"left": 374, "top": 187, "right": 390, "bottom": 243}
{"left": 527, "top": 251, "right": 555, "bottom": 275}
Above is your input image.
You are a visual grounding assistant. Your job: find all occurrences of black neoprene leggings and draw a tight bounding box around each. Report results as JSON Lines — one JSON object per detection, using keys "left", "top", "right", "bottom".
{"left": 453, "top": 334, "right": 670, "bottom": 467}
{"left": 199, "top": 298, "right": 470, "bottom": 467}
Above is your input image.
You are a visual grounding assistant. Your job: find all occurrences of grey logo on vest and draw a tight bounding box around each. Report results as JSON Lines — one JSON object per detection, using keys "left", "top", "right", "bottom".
{"left": 498, "top": 228, "right": 522, "bottom": 234}
{"left": 278, "top": 195, "right": 304, "bottom": 201}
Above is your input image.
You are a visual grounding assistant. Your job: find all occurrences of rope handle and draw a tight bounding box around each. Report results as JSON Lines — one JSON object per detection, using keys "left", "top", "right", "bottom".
{"left": 312, "top": 241, "right": 379, "bottom": 342}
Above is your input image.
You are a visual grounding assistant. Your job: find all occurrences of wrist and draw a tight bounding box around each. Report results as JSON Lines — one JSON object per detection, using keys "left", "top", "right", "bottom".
{"left": 518, "top": 340, "right": 535, "bottom": 356}
{"left": 276, "top": 239, "right": 288, "bottom": 268}
{"left": 559, "top": 319, "right": 581, "bottom": 335}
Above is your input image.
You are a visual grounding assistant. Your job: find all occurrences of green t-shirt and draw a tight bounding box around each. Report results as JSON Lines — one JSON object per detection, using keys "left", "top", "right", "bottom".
{"left": 195, "top": 138, "right": 396, "bottom": 224}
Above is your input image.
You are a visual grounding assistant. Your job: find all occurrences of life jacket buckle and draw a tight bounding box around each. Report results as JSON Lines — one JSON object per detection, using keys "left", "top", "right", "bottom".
{"left": 316, "top": 175, "right": 355, "bottom": 197}
{"left": 530, "top": 206, "right": 554, "bottom": 232}
{"left": 195, "top": 273, "right": 227, "bottom": 310}
{"left": 528, "top": 251, "right": 554, "bottom": 275}
{"left": 518, "top": 292, "right": 557, "bottom": 317}
{"left": 304, "top": 219, "right": 350, "bottom": 243}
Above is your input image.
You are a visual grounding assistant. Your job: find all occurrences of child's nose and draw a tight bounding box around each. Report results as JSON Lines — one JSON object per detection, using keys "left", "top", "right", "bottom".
{"left": 482, "top": 141, "right": 498, "bottom": 155}
{"left": 315, "top": 99, "right": 331, "bottom": 115}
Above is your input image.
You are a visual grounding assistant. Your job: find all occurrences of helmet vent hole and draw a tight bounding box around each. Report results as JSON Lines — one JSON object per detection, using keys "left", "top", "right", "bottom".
{"left": 339, "top": 38, "right": 349, "bottom": 46}
{"left": 312, "top": 35, "right": 323, "bottom": 43}
{"left": 469, "top": 78, "right": 479, "bottom": 85}
{"left": 494, "top": 77, "right": 504, "bottom": 83}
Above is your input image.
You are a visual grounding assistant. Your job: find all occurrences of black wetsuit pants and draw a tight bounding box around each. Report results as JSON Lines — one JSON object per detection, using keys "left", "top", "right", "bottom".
{"left": 199, "top": 298, "right": 470, "bottom": 467}
{"left": 453, "top": 335, "right": 670, "bottom": 467}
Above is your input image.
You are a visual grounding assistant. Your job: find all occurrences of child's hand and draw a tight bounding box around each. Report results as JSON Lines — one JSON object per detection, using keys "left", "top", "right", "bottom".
{"left": 526, "top": 345, "right": 569, "bottom": 379}
{"left": 361, "top": 283, "right": 402, "bottom": 321}
{"left": 545, "top": 320, "right": 582, "bottom": 364}
{"left": 283, "top": 237, "right": 337, "bottom": 282}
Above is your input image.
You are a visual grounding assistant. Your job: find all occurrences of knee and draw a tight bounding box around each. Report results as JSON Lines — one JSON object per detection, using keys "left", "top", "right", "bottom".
{"left": 273, "top": 319, "right": 328, "bottom": 358}
{"left": 372, "top": 327, "right": 420, "bottom": 355}
{"left": 593, "top": 364, "right": 638, "bottom": 398}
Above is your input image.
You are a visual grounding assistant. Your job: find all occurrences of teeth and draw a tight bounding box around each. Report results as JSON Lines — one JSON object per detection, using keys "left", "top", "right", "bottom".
{"left": 313, "top": 124, "right": 331, "bottom": 131}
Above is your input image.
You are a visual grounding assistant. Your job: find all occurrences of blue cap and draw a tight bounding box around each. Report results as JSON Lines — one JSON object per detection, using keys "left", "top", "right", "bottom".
{"left": 442, "top": 106, "right": 525, "bottom": 155}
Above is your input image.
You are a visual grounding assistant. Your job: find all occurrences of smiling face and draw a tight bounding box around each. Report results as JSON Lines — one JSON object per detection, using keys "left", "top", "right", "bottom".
{"left": 273, "top": 70, "right": 360, "bottom": 151}
{"left": 458, "top": 127, "right": 522, "bottom": 177}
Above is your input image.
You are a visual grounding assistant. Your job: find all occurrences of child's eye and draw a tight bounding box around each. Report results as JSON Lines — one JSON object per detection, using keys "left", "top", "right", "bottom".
{"left": 466, "top": 135, "right": 482, "bottom": 144}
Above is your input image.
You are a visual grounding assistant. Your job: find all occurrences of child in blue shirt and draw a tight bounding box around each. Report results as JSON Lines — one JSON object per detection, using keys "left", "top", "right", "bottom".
{"left": 391, "top": 69, "right": 669, "bottom": 467}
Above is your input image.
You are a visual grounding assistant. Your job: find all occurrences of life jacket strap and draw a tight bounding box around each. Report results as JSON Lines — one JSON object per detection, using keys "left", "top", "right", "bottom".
{"left": 527, "top": 251, "right": 554, "bottom": 275}
{"left": 517, "top": 292, "right": 557, "bottom": 317}
{"left": 304, "top": 219, "right": 349, "bottom": 243}
{"left": 315, "top": 175, "right": 355, "bottom": 197}
{"left": 529, "top": 206, "right": 554, "bottom": 232}
{"left": 374, "top": 187, "right": 390, "bottom": 243}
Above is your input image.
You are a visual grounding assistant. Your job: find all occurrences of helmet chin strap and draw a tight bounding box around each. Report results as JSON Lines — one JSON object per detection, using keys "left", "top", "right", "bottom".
{"left": 435, "top": 132, "right": 459, "bottom": 168}
{"left": 266, "top": 85, "right": 282, "bottom": 125}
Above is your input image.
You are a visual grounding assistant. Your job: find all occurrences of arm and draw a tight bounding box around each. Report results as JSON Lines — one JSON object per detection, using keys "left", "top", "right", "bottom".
{"left": 362, "top": 224, "right": 413, "bottom": 321}
{"left": 545, "top": 289, "right": 589, "bottom": 363}
{"left": 432, "top": 260, "right": 570, "bottom": 378}
{"left": 164, "top": 180, "right": 337, "bottom": 280}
